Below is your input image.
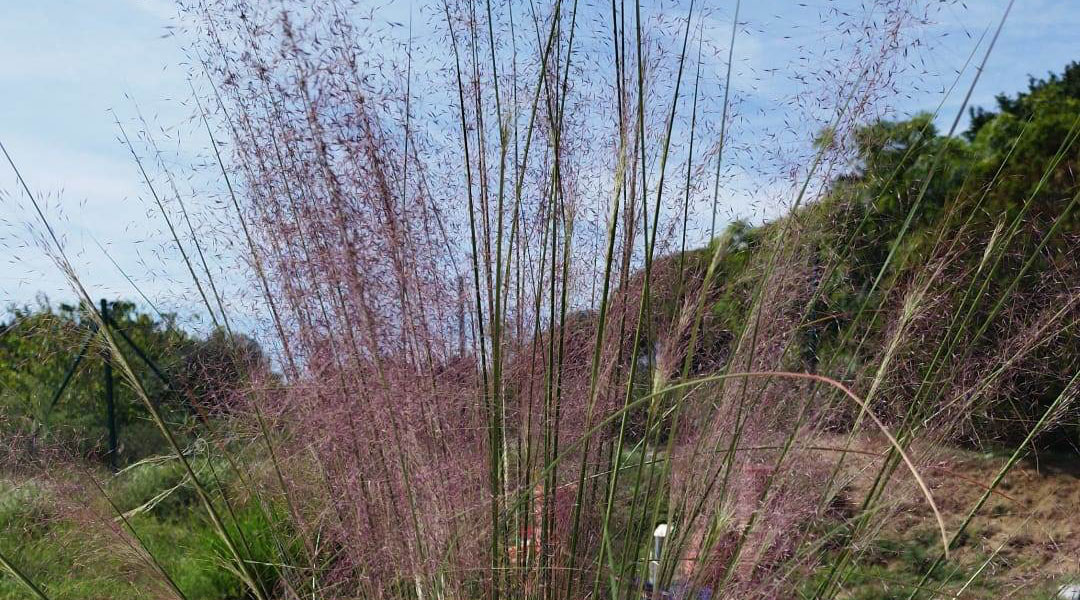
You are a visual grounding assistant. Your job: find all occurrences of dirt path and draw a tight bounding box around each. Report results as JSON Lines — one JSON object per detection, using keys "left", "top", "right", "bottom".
{"left": 837, "top": 439, "right": 1079, "bottom": 598}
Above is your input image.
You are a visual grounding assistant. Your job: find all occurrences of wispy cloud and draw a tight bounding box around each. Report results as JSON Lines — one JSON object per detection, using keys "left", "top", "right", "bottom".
{"left": 1, "top": 0, "right": 1077, "bottom": 315}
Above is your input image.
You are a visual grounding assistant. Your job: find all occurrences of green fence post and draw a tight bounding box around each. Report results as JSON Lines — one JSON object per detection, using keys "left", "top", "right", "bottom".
{"left": 101, "top": 299, "right": 117, "bottom": 471}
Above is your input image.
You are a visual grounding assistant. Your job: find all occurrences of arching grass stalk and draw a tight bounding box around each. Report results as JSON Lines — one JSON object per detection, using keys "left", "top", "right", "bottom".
{"left": 82, "top": 465, "right": 189, "bottom": 600}
{"left": 0, "top": 548, "right": 50, "bottom": 600}
{"left": 0, "top": 138, "right": 270, "bottom": 600}
{"left": 802, "top": 113, "right": 1027, "bottom": 597}
{"left": 648, "top": 29, "right": 989, "bottom": 591}
{"left": 835, "top": 183, "right": 1080, "bottom": 598}
{"left": 798, "top": 9, "right": 1028, "bottom": 592}
{"left": 903, "top": 368, "right": 1080, "bottom": 600}
{"left": 96, "top": 217, "right": 314, "bottom": 595}
{"left": 807, "top": 15, "right": 1019, "bottom": 493}
{"left": 822, "top": 115, "right": 1079, "bottom": 597}
{"left": 434, "top": 362, "right": 949, "bottom": 597}
{"left": 492, "top": 370, "right": 949, "bottom": 562}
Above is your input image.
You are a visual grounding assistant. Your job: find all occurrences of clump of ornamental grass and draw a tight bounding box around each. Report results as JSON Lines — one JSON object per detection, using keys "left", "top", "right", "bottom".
{"left": 1, "top": 0, "right": 1077, "bottom": 599}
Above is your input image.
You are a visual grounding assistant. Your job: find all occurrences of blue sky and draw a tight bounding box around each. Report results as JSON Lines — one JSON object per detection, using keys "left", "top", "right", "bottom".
{"left": 1, "top": 0, "right": 1077, "bottom": 322}
{"left": 1, "top": 0, "right": 193, "bottom": 313}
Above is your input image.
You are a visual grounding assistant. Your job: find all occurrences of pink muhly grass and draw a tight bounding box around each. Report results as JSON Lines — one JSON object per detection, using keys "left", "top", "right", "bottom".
{"left": 7, "top": 0, "right": 1077, "bottom": 598}
{"left": 172, "top": 1, "right": 1012, "bottom": 597}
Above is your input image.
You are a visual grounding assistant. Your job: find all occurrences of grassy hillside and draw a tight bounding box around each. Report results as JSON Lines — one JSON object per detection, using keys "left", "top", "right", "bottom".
{"left": 644, "top": 61, "right": 1080, "bottom": 452}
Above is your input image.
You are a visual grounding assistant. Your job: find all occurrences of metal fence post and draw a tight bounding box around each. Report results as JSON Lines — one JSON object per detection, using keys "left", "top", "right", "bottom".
{"left": 101, "top": 299, "right": 117, "bottom": 470}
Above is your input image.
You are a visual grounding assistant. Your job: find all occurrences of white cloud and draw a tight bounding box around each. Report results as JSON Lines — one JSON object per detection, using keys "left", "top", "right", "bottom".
{"left": 2, "top": 0, "right": 1077, "bottom": 317}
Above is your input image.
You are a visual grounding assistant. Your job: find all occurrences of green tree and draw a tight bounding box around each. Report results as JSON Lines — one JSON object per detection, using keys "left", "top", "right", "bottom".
{"left": 0, "top": 300, "right": 268, "bottom": 465}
